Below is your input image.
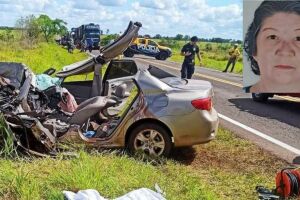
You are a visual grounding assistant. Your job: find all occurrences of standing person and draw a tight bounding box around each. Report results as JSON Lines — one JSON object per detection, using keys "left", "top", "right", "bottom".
{"left": 86, "top": 38, "right": 93, "bottom": 52}
{"left": 80, "top": 35, "right": 86, "bottom": 52}
{"left": 67, "top": 37, "right": 74, "bottom": 54}
{"left": 223, "top": 44, "right": 240, "bottom": 73}
{"left": 181, "top": 36, "right": 202, "bottom": 79}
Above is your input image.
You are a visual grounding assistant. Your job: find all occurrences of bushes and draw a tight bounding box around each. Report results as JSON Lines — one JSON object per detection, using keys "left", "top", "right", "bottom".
{"left": 205, "top": 43, "right": 213, "bottom": 51}
{"left": 0, "top": 115, "right": 18, "bottom": 158}
{"left": 0, "top": 29, "right": 15, "bottom": 42}
{"left": 101, "top": 34, "right": 119, "bottom": 46}
{"left": 158, "top": 38, "right": 181, "bottom": 49}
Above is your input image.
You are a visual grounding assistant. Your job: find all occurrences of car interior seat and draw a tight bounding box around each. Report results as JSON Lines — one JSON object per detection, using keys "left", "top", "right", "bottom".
{"left": 68, "top": 96, "right": 116, "bottom": 126}
{"left": 113, "top": 83, "right": 130, "bottom": 99}
{"left": 68, "top": 83, "right": 129, "bottom": 126}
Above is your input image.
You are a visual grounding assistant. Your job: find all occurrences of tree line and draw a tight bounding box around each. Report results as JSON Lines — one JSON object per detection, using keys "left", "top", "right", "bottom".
{"left": 2, "top": 14, "right": 242, "bottom": 46}
{"left": 0, "top": 14, "right": 67, "bottom": 47}
{"left": 16, "top": 15, "right": 67, "bottom": 43}
{"left": 144, "top": 34, "right": 242, "bottom": 44}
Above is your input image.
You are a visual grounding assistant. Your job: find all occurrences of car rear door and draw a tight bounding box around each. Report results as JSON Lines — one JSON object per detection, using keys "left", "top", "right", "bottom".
{"left": 102, "top": 59, "right": 138, "bottom": 91}
{"left": 102, "top": 59, "right": 139, "bottom": 117}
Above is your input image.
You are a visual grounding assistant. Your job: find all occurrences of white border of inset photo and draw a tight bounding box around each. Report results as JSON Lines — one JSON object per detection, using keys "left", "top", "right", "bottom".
{"left": 243, "top": 0, "right": 300, "bottom": 93}
{"left": 243, "top": 0, "right": 261, "bottom": 90}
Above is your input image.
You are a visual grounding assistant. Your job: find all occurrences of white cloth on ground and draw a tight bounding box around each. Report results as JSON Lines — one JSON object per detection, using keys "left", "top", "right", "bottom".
{"left": 63, "top": 187, "right": 166, "bottom": 200}
{"left": 63, "top": 189, "right": 106, "bottom": 200}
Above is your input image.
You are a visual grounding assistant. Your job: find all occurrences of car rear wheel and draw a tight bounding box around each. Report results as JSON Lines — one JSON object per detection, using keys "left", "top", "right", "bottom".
{"left": 128, "top": 123, "right": 172, "bottom": 157}
{"left": 157, "top": 51, "right": 168, "bottom": 60}
{"left": 252, "top": 93, "right": 270, "bottom": 102}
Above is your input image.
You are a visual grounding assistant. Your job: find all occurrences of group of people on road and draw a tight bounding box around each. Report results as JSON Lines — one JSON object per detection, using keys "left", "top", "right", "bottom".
{"left": 180, "top": 36, "right": 240, "bottom": 79}
{"left": 63, "top": 35, "right": 94, "bottom": 54}
{"left": 80, "top": 37, "right": 94, "bottom": 53}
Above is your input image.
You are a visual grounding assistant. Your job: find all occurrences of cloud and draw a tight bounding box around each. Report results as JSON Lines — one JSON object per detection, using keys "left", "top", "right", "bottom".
{"left": 0, "top": 3, "right": 22, "bottom": 12}
{"left": 0, "top": 0, "right": 11, "bottom": 3}
{"left": 20, "top": 0, "right": 51, "bottom": 12}
{"left": 72, "top": 0, "right": 100, "bottom": 10}
{"left": 139, "top": 0, "right": 168, "bottom": 10}
{"left": 0, "top": 0, "right": 243, "bottom": 40}
{"left": 97, "top": 0, "right": 127, "bottom": 7}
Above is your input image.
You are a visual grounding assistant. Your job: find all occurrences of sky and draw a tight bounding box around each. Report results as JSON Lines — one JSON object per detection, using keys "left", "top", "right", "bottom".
{"left": 0, "top": 0, "right": 243, "bottom": 40}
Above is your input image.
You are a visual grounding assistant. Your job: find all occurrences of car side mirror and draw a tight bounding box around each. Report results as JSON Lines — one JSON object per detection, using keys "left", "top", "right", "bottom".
{"left": 43, "top": 68, "right": 56, "bottom": 76}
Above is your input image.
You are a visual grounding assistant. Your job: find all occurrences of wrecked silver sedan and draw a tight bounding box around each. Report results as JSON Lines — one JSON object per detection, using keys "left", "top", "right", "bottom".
{"left": 0, "top": 22, "right": 218, "bottom": 157}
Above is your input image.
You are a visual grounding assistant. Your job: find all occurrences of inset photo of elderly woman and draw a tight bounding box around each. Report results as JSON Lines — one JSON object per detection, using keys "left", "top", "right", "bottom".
{"left": 243, "top": 0, "right": 300, "bottom": 93}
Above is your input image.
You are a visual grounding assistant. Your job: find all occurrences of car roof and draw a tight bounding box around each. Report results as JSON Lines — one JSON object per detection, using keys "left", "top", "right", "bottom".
{"left": 100, "top": 21, "right": 141, "bottom": 62}
{"left": 56, "top": 57, "right": 95, "bottom": 78}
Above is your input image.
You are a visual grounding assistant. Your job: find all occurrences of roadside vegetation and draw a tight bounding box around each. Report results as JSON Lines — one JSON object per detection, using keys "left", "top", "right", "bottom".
{"left": 0, "top": 19, "right": 286, "bottom": 200}
{"left": 0, "top": 14, "right": 84, "bottom": 73}
{"left": 0, "top": 42, "right": 86, "bottom": 74}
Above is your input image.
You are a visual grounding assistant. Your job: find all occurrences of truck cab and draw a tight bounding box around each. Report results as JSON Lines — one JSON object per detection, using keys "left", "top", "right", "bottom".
{"left": 123, "top": 38, "right": 172, "bottom": 60}
{"left": 73, "top": 23, "right": 100, "bottom": 50}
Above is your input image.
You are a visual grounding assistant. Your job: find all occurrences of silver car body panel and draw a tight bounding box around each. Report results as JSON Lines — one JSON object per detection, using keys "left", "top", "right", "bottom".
{"left": 91, "top": 69, "right": 218, "bottom": 148}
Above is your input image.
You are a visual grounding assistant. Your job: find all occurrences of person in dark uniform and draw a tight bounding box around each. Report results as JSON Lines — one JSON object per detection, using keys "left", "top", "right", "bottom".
{"left": 181, "top": 36, "right": 202, "bottom": 79}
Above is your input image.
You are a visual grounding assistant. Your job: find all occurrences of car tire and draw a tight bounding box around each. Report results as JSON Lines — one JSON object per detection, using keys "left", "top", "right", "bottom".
{"left": 157, "top": 51, "right": 168, "bottom": 60}
{"left": 252, "top": 93, "right": 270, "bottom": 102}
{"left": 123, "top": 49, "right": 134, "bottom": 57}
{"left": 128, "top": 123, "right": 172, "bottom": 157}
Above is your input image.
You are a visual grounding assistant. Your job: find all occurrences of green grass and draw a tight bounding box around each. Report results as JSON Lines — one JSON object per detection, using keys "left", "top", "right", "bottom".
{"left": 182, "top": 127, "right": 287, "bottom": 199}
{"left": 0, "top": 152, "right": 217, "bottom": 200}
{"left": 0, "top": 127, "right": 287, "bottom": 200}
{"left": 0, "top": 115, "right": 18, "bottom": 158}
{"left": 0, "top": 42, "right": 87, "bottom": 74}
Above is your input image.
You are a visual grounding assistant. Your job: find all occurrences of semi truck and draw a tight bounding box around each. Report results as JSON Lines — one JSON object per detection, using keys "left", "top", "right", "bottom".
{"left": 72, "top": 23, "right": 101, "bottom": 50}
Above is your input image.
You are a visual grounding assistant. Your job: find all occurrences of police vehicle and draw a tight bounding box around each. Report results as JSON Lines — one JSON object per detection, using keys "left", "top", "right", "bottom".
{"left": 123, "top": 38, "right": 172, "bottom": 60}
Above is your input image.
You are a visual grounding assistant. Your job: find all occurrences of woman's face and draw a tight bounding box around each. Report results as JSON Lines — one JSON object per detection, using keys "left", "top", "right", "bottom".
{"left": 254, "top": 12, "right": 300, "bottom": 89}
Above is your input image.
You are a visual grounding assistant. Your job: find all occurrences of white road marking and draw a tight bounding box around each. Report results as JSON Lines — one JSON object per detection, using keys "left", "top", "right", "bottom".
{"left": 218, "top": 113, "right": 300, "bottom": 155}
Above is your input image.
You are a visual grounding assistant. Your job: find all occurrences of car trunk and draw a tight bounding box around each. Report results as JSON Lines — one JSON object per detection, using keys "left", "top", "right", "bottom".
{"left": 160, "top": 77, "right": 213, "bottom": 95}
{"left": 147, "top": 65, "right": 212, "bottom": 95}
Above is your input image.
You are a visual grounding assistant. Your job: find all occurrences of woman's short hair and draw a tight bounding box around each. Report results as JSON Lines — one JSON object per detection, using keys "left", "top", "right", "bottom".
{"left": 244, "top": 1, "right": 300, "bottom": 75}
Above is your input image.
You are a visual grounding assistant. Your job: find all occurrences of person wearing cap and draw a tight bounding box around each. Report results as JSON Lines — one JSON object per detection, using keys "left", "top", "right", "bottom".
{"left": 180, "top": 36, "right": 202, "bottom": 79}
{"left": 223, "top": 44, "right": 240, "bottom": 73}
